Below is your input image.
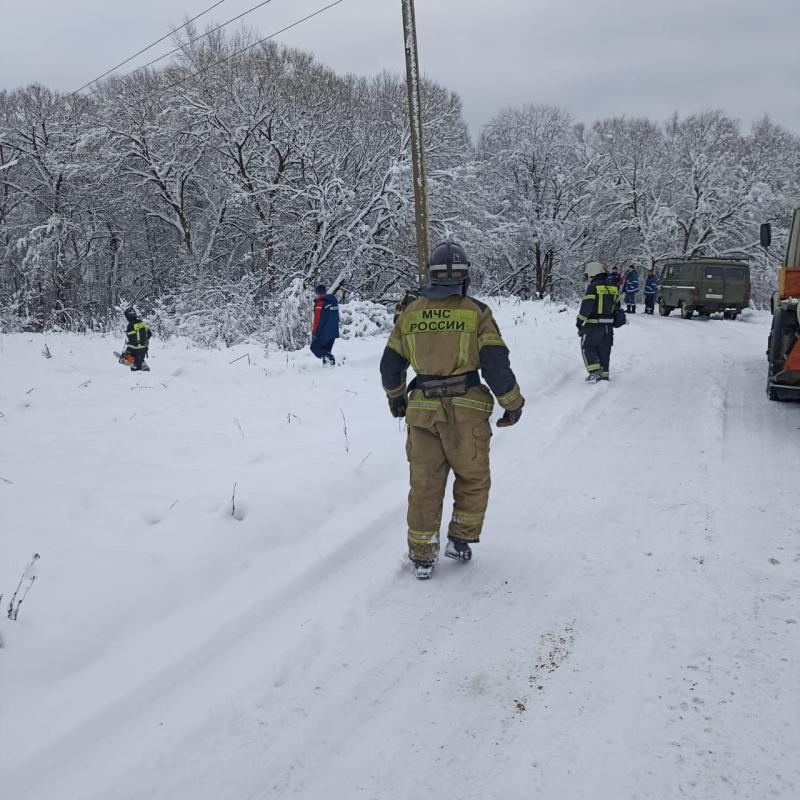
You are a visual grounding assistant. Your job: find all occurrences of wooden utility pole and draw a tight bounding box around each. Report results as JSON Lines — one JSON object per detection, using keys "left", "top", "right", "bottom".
{"left": 401, "top": 0, "right": 430, "bottom": 288}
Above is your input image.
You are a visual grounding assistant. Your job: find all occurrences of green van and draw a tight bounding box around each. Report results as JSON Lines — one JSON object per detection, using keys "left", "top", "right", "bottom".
{"left": 658, "top": 258, "right": 751, "bottom": 320}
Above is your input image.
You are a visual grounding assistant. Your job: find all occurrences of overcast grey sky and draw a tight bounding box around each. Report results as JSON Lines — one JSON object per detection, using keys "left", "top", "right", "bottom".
{"left": 2, "top": 0, "right": 798, "bottom": 135}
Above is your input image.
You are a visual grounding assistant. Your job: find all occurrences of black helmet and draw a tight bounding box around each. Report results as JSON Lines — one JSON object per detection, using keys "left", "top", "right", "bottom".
{"left": 124, "top": 306, "right": 138, "bottom": 322}
{"left": 426, "top": 241, "right": 470, "bottom": 299}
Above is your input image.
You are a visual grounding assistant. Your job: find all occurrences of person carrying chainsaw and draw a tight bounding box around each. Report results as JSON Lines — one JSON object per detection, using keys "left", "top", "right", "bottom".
{"left": 379, "top": 241, "right": 525, "bottom": 579}
{"left": 122, "top": 306, "right": 152, "bottom": 371}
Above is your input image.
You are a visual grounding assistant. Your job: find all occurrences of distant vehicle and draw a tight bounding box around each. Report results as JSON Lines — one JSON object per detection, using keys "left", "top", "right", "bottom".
{"left": 657, "top": 258, "right": 751, "bottom": 320}
{"left": 761, "top": 206, "right": 800, "bottom": 401}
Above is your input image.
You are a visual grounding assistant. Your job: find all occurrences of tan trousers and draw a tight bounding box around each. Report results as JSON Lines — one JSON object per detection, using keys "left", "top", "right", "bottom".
{"left": 406, "top": 419, "right": 492, "bottom": 562}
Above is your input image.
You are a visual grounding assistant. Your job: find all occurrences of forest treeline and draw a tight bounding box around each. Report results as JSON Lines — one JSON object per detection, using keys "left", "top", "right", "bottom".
{"left": 2, "top": 29, "right": 798, "bottom": 345}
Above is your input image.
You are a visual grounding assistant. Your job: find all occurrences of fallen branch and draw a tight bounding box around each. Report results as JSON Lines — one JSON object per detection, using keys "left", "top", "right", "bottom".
{"left": 229, "top": 353, "right": 251, "bottom": 365}
{"left": 11, "top": 578, "right": 36, "bottom": 621}
{"left": 231, "top": 482, "right": 237, "bottom": 518}
{"left": 340, "top": 409, "right": 349, "bottom": 454}
{"left": 7, "top": 554, "right": 39, "bottom": 621}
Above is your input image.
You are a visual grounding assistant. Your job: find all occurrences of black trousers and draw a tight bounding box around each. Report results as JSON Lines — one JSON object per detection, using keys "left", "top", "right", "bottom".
{"left": 581, "top": 326, "right": 613, "bottom": 376}
{"left": 311, "top": 337, "right": 336, "bottom": 363}
{"left": 644, "top": 294, "right": 656, "bottom": 313}
{"left": 126, "top": 347, "right": 148, "bottom": 370}
{"left": 625, "top": 292, "right": 637, "bottom": 312}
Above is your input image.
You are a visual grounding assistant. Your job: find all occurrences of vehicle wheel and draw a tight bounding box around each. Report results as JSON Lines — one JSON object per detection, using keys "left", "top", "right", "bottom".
{"left": 659, "top": 300, "right": 672, "bottom": 317}
{"left": 723, "top": 310, "right": 731, "bottom": 320}
{"left": 680, "top": 300, "right": 694, "bottom": 319}
{"left": 766, "top": 309, "right": 787, "bottom": 401}
{"left": 767, "top": 370, "right": 781, "bottom": 400}
{"left": 729, "top": 313, "right": 738, "bottom": 321}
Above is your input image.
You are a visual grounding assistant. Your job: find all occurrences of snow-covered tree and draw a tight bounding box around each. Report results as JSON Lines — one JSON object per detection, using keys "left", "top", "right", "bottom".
{"left": 1, "top": 29, "right": 798, "bottom": 339}
{"left": 475, "top": 105, "right": 593, "bottom": 298}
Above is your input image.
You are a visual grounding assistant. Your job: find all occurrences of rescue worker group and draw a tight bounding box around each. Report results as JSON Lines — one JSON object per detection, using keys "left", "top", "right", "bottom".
{"left": 120, "top": 245, "right": 656, "bottom": 579}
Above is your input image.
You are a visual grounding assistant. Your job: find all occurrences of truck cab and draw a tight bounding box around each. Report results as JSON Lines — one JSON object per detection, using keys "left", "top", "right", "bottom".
{"left": 764, "top": 204, "right": 800, "bottom": 401}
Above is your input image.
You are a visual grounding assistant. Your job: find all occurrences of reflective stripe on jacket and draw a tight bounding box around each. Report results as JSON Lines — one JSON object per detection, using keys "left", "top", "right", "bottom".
{"left": 379, "top": 294, "right": 524, "bottom": 424}
{"left": 126, "top": 320, "right": 151, "bottom": 350}
{"left": 577, "top": 277, "right": 621, "bottom": 326}
{"left": 623, "top": 271, "right": 640, "bottom": 293}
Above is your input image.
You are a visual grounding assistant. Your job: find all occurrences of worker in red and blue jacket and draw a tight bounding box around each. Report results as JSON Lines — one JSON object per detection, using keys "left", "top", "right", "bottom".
{"left": 643, "top": 269, "right": 658, "bottom": 315}
{"left": 623, "top": 265, "right": 640, "bottom": 313}
{"left": 311, "top": 284, "right": 340, "bottom": 365}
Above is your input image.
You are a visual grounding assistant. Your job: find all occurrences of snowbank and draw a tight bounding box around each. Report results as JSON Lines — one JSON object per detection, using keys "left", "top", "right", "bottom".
{"left": 1, "top": 302, "right": 796, "bottom": 800}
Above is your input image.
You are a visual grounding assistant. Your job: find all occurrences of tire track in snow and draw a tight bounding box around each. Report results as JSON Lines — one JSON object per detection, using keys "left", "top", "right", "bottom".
{"left": 3, "top": 490, "right": 410, "bottom": 798}
{"left": 483, "top": 313, "right": 797, "bottom": 800}
{"left": 6, "top": 314, "right": 797, "bottom": 800}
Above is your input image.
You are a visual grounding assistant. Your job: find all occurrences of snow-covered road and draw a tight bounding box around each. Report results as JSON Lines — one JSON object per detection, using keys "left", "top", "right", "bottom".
{"left": 1, "top": 303, "right": 797, "bottom": 800}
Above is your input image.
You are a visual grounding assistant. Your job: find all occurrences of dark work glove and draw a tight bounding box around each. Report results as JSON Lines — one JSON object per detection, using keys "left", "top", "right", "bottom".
{"left": 497, "top": 400, "right": 524, "bottom": 428}
{"left": 576, "top": 323, "right": 584, "bottom": 336}
{"left": 388, "top": 394, "right": 407, "bottom": 418}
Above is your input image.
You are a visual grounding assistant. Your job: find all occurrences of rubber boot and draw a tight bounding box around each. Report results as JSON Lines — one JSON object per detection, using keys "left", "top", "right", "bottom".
{"left": 445, "top": 538, "right": 472, "bottom": 561}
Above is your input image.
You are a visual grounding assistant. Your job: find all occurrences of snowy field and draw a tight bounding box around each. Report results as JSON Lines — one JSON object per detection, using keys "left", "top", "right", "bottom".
{"left": 1, "top": 301, "right": 798, "bottom": 800}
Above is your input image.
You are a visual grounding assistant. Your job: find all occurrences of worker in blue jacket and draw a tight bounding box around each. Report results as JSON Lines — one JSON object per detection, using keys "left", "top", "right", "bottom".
{"left": 643, "top": 269, "right": 658, "bottom": 314}
{"left": 310, "top": 284, "right": 340, "bottom": 365}
{"left": 623, "top": 265, "right": 640, "bottom": 313}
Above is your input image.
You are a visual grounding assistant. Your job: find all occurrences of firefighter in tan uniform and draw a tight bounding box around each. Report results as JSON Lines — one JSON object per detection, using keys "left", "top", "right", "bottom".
{"left": 380, "top": 242, "right": 525, "bottom": 579}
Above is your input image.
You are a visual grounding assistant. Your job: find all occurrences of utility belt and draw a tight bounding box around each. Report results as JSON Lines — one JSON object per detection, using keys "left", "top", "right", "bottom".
{"left": 410, "top": 370, "right": 481, "bottom": 399}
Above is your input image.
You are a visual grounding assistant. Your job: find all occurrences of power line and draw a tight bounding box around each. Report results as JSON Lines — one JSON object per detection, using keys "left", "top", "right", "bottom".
{"left": 131, "top": 0, "right": 346, "bottom": 107}
{"left": 84, "top": 0, "right": 284, "bottom": 98}
{"left": 71, "top": 0, "right": 231, "bottom": 96}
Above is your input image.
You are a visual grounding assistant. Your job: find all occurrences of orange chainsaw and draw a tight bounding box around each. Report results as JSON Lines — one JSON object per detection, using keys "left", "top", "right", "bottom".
{"left": 113, "top": 350, "right": 136, "bottom": 367}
